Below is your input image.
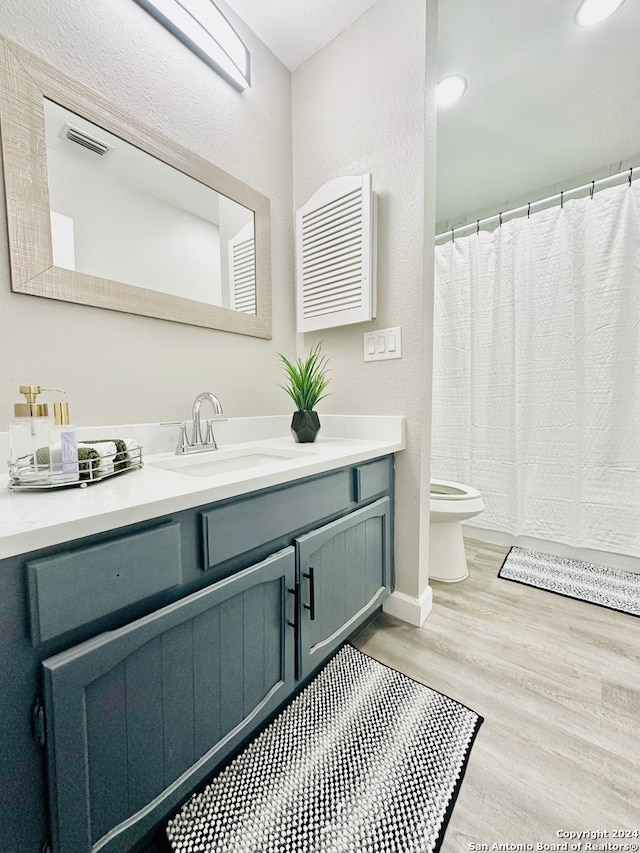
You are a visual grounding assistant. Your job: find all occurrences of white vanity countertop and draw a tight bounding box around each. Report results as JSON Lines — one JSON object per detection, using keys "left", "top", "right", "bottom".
{"left": 0, "top": 415, "right": 404, "bottom": 559}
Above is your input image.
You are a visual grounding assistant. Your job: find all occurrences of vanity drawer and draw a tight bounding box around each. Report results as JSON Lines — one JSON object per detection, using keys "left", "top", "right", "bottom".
{"left": 200, "top": 470, "right": 352, "bottom": 570}
{"left": 353, "top": 458, "right": 391, "bottom": 503}
{"left": 27, "top": 522, "right": 182, "bottom": 645}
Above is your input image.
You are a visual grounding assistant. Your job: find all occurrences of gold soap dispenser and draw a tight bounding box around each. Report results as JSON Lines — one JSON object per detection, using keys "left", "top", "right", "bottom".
{"left": 8, "top": 385, "right": 57, "bottom": 483}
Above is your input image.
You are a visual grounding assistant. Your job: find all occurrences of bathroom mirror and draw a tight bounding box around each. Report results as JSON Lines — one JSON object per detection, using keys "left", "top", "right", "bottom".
{"left": 0, "top": 38, "right": 272, "bottom": 337}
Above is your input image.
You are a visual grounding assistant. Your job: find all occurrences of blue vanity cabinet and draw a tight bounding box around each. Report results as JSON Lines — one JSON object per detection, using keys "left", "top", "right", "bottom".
{"left": 41, "top": 547, "right": 296, "bottom": 853}
{"left": 0, "top": 454, "right": 394, "bottom": 853}
{"left": 296, "top": 497, "right": 391, "bottom": 680}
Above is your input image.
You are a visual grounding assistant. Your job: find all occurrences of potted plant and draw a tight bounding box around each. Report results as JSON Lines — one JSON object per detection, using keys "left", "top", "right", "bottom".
{"left": 278, "top": 342, "right": 330, "bottom": 443}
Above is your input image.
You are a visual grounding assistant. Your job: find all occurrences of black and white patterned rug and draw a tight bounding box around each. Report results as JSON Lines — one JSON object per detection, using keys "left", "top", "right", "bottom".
{"left": 499, "top": 546, "right": 640, "bottom": 617}
{"left": 166, "top": 644, "right": 482, "bottom": 853}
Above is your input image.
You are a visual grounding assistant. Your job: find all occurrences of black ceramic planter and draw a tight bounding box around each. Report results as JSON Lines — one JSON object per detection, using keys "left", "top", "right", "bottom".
{"left": 291, "top": 410, "right": 321, "bottom": 443}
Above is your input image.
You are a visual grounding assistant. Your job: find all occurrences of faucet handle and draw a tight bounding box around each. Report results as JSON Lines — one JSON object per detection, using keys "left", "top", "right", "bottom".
{"left": 203, "top": 420, "right": 218, "bottom": 448}
{"left": 161, "top": 421, "right": 189, "bottom": 453}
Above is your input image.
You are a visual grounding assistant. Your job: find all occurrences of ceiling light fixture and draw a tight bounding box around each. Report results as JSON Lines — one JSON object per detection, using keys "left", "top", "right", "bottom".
{"left": 436, "top": 74, "right": 467, "bottom": 107}
{"left": 575, "top": 0, "right": 625, "bottom": 27}
{"left": 132, "top": 0, "right": 250, "bottom": 91}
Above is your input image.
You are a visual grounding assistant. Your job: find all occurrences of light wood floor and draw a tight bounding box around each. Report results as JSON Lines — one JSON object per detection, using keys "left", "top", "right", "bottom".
{"left": 353, "top": 538, "right": 640, "bottom": 850}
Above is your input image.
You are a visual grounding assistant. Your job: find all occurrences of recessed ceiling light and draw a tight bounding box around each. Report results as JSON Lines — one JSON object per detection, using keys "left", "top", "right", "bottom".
{"left": 575, "top": 0, "right": 625, "bottom": 27}
{"left": 436, "top": 75, "right": 467, "bottom": 107}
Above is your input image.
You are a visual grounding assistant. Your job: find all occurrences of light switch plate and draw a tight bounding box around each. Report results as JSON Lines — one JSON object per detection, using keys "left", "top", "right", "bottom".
{"left": 363, "top": 326, "right": 402, "bottom": 361}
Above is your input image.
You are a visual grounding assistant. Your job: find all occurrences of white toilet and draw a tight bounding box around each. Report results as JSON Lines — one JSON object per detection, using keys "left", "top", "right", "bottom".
{"left": 429, "top": 479, "right": 485, "bottom": 582}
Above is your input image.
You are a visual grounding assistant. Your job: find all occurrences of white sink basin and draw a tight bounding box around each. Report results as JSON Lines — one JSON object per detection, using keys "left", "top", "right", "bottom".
{"left": 148, "top": 446, "right": 312, "bottom": 478}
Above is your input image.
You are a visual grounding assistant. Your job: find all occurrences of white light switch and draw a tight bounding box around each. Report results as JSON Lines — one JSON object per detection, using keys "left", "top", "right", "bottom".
{"left": 363, "top": 326, "right": 402, "bottom": 361}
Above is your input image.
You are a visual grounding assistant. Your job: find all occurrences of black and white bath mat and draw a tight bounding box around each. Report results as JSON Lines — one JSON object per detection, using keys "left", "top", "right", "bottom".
{"left": 166, "top": 644, "right": 482, "bottom": 853}
{"left": 499, "top": 546, "right": 640, "bottom": 617}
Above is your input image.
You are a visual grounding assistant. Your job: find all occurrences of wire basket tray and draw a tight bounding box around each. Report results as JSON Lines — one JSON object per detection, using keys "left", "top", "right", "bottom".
{"left": 7, "top": 445, "right": 143, "bottom": 491}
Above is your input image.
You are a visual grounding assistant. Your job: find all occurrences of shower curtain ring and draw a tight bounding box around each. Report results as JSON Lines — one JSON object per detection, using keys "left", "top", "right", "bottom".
{"left": 561, "top": 191, "right": 564, "bottom": 209}
{"left": 629, "top": 167, "right": 633, "bottom": 187}
{"left": 476, "top": 219, "right": 480, "bottom": 235}
{"left": 590, "top": 181, "right": 595, "bottom": 199}
{"left": 451, "top": 227, "right": 455, "bottom": 243}
{"left": 499, "top": 212, "right": 503, "bottom": 228}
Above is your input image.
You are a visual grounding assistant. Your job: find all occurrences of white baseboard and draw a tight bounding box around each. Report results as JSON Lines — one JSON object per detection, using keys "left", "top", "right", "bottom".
{"left": 383, "top": 585, "right": 433, "bottom": 627}
{"left": 464, "top": 524, "right": 640, "bottom": 575}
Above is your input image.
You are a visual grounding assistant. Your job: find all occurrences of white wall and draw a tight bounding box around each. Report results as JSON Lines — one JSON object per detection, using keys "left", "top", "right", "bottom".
{"left": 0, "top": 0, "right": 440, "bottom": 614}
{"left": 436, "top": 154, "right": 640, "bottom": 235}
{"left": 292, "top": 0, "right": 438, "bottom": 610}
{"left": 0, "top": 0, "right": 295, "bottom": 426}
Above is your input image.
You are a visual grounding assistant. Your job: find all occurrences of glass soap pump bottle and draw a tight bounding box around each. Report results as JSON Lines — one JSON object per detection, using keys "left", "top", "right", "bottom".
{"left": 8, "top": 384, "right": 54, "bottom": 483}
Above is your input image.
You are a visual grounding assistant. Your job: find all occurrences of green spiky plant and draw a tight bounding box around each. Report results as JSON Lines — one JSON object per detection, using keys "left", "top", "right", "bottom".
{"left": 278, "top": 342, "right": 330, "bottom": 412}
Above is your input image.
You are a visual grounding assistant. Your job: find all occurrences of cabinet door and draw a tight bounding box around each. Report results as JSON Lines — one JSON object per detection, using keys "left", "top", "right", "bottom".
{"left": 41, "top": 547, "right": 296, "bottom": 853}
{"left": 296, "top": 498, "right": 390, "bottom": 679}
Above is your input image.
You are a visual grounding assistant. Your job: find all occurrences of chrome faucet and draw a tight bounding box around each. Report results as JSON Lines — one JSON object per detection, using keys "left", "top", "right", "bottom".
{"left": 191, "top": 392, "right": 224, "bottom": 447}
{"left": 161, "top": 392, "right": 225, "bottom": 454}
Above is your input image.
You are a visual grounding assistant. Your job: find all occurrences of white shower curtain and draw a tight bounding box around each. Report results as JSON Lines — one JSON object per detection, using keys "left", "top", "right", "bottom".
{"left": 432, "top": 180, "right": 640, "bottom": 558}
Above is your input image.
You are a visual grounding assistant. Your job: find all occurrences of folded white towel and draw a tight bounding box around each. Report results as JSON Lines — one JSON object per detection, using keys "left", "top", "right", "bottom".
{"left": 122, "top": 438, "right": 140, "bottom": 462}
{"left": 79, "top": 441, "right": 117, "bottom": 477}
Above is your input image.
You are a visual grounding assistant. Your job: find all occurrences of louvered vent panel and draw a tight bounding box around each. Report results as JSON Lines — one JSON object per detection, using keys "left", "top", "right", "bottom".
{"left": 228, "top": 224, "right": 256, "bottom": 314}
{"left": 64, "top": 124, "right": 112, "bottom": 157}
{"left": 296, "top": 175, "right": 376, "bottom": 332}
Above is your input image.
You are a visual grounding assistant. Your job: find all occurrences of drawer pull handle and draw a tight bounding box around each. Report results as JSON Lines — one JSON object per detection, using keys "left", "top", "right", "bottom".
{"left": 303, "top": 567, "right": 315, "bottom": 621}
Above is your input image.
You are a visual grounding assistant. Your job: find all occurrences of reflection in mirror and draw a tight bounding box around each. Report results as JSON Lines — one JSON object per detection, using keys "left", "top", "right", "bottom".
{"left": 44, "top": 101, "right": 256, "bottom": 312}
{"left": 0, "top": 37, "right": 271, "bottom": 336}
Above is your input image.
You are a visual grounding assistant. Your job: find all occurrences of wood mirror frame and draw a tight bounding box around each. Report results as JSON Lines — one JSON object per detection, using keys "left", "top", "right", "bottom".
{"left": 0, "top": 38, "right": 272, "bottom": 338}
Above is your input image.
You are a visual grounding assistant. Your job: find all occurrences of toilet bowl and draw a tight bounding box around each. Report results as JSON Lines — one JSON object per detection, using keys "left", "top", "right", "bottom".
{"left": 429, "top": 479, "right": 484, "bottom": 582}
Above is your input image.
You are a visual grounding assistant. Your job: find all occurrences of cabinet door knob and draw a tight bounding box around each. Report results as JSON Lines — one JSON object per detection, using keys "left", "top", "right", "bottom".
{"left": 303, "top": 567, "right": 315, "bottom": 621}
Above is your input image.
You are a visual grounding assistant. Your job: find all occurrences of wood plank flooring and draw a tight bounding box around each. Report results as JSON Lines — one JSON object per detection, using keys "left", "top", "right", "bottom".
{"left": 353, "top": 538, "right": 640, "bottom": 850}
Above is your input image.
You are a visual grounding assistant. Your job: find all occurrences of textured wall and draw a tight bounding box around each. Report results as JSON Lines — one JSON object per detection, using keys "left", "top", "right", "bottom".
{"left": 0, "top": 0, "right": 439, "bottom": 603}
{"left": 292, "top": 0, "right": 438, "bottom": 600}
{"left": 0, "top": 0, "right": 295, "bottom": 426}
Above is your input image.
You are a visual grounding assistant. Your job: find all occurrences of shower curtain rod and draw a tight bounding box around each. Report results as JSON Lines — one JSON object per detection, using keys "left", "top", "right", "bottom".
{"left": 435, "top": 165, "right": 639, "bottom": 244}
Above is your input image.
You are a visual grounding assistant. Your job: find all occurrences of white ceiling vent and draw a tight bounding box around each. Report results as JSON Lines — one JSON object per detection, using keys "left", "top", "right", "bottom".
{"left": 296, "top": 174, "right": 376, "bottom": 333}
{"left": 64, "top": 124, "right": 112, "bottom": 157}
